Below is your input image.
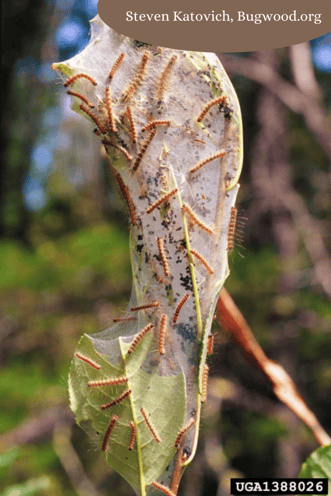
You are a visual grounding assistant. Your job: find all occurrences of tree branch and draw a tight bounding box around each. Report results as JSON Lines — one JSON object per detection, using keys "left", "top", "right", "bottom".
{"left": 219, "top": 53, "right": 331, "bottom": 160}
{"left": 216, "top": 288, "right": 331, "bottom": 447}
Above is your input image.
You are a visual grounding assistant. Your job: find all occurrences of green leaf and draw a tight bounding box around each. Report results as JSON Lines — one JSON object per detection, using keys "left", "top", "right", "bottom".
{"left": 69, "top": 333, "right": 186, "bottom": 492}
{"left": 300, "top": 445, "right": 331, "bottom": 496}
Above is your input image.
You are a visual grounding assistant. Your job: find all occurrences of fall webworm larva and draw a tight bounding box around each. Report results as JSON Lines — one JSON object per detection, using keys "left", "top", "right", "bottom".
{"left": 189, "top": 150, "right": 226, "bottom": 174}
{"left": 127, "top": 324, "right": 154, "bottom": 355}
{"left": 101, "top": 389, "right": 132, "bottom": 410}
{"left": 182, "top": 203, "right": 213, "bottom": 235}
{"left": 174, "top": 418, "right": 195, "bottom": 448}
{"left": 102, "top": 414, "right": 118, "bottom": 451}
{"left": 173, "top": 293, "right": 190, "bottom": 323}
{"left": 64, "top": 73, "right": 97, "bottom": 88}
{"left": 196, "top": 96, "right": 226, "bottom": 122}
{"left": 157, "top": 237, "right": 170, "bottom": 277}
{"left": 88, "top": 376, "right": 128, "bottom": 388}
{"left": 109, "top": 53, "right": 125, "bottom": 79}
{"left": 123, "top": 51, "right": 149, "bottom": 102}
{"left": 146, "top": 188, "right": 178, "bottom": 214}
{"left": 140, "top": 407, "right": 162, "bottom": 443}
{"left": 75, "top": 352, "right": 101, "bottom": 370}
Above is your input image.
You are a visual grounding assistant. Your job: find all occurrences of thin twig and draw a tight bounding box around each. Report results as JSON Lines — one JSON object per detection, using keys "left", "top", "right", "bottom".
{"left": 219, "top": 54, "right": 331, "bottom": 159}
{"left": 216, "top": 288, "right": 331, "bottom": 447}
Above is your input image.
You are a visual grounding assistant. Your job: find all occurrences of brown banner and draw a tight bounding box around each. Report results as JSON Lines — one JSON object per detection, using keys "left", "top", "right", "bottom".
{"left": 98, "top": 0, "right": 330, "bottom": 52}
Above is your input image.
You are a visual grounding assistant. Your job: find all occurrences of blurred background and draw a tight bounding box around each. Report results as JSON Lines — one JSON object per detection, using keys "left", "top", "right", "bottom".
{"left": 1, "top": 1, "right": 330, "bottom": 495}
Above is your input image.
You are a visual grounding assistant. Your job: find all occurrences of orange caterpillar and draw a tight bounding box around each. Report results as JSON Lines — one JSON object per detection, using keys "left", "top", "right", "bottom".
{"left": 67, "top": 90, "right": 94, "bottom": 108}
{"left": 146, "top": 188, "right": 178, "bottom": 214}
{"left": 75, "top": 352, "right": 101, "bottom": 370}
{"left": 132, "top": 129, "right": 156, "bottom": 172}
{"left": 103, "top": 139, "right": 133, "bottom": 162}
{"left": 173, "top": 293, "right": 190, "bottom": 323}
{"left": 113, "top": 172, "right": 136, "bottom": 225}
{"left": 141, "top": 120, "right": 171, "bottom": 132}
{"left": 101, "top": 389, "right": 132, "bottom": 410}
{"left": 102, "top": 414, "right": 118, "bottom": 451}
{"left": 109, "top": 53, "right": 125, "bottom": 79}
{"left": 157, "top": 237, "right": 170, "bottom": 277}
{"left": 151, "top": 481, "right": 175, "bottom": 496}
{"left": 196, "top": 96, "right": 226, "bottom": 122}
{"left": 174, "top": 418, "right": 195, "bottom": 448}
{"left": 79, "top": 104, "right": 106, "bottom": 134}
{"left": 189, "top": 150, "right": 226, "bottom": 174}
{"left": 105, "top": 87, "right": 117, "bottom": 133}
{"left": 88, "top": 376, "right": 128, "bottom": 388}
{"left": 158, "top": 314, "right": 167, "bottom": 355}
{"left": 130, "top": 302, "right": 159, "bottom": 311}
{"left": 113, "top": 316, "right": 137, "bottom": 323}
{"left": 141, "top": 407, "right": 162, "bottom": 443}
{"left": 127, "top": 324, "right": 154, "bottom": 355}
{"left": 182, "top": 203, "right": 213, "bottom": 235}
{"left": 207, "top": 334, "right": 214, "bottom": 355}
{"left": 201, "top": 364, "right": 209, "bottom": 403}
{"left": 157, "top": 55, "right": 177, "bottom": 103}
{"left": 125, "top": 107, "right": 137, "bottom": 144}
{"left": 190, "top": 248, "right": 214, "bottom": 275}
{"left": 128, "top": 421, "right": 136, "bottom": 450}
{"left": 64, "top": 72, "right": 97, "bottom": 88}
{"left": 227, "top": 207, "right": 237, "bottom": 251}
{"left": 123, "top": 51, "right": 149, "bottom": 102}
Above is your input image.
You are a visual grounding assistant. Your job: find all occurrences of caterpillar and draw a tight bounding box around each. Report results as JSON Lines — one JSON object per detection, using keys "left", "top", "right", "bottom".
{"left": 64, "top": 72, "right": 97, "bottom": 88}
{"left": 174, "top": 418, "right": 195, "bottom": 448}
{"left": 113, "top": 316, "right": 137, "bottom": 323}
{"left": 75, "top": 352, "right": 101, "bottom": 370}
{"left": 103, "top": 139, "right": 133, "bottom": 162}
{"left": 227, "top": 207, "right": 237, "bottom": 251}
{"left": 158, "top": 314, "right": 167, "bottom": 355}
{"left": 173, "top": 293, "right": 190, "bottom": 323}
{"left": 157, "top": 55, "right": 177, "bottom": 103}
{"left": 196, "top": 96, "right": 226, "bottom": 122}
{"left": 146, "top": 188, "right": 178, "bottom": 214}
{"left": 141, "top": 120, "right": 171, "bottom": 132}
{"left": 66, "top": 90, "right": 94, "bottom": 108}
{"left": 102, "top": 414, "right": 119, "bottom": 451}
{"left": 113, "top": 172, "right": 136, "bottom": 225}
{"left": 127, "top": 324, "right": 154, "bottom": 355}
{"left": 109, "top": 53, "right": 125, "bottom": 79}
{"left": 88, "top": 376, "right": 129, "bottom": 387}
{"left": 123, "top": 51, "right": 149, "bottom": 102}
{"left": 132, "top": 129, "right": 156, "bottom": 172}
{"left": 182, "top": 203, "right": 213, "bottom": 235}
{"left": 105, "top": 86, "right": 117, "bottom": 133}
{"left": 101, "top": 389, "right": 132, "bottom": 410}
{"left": 157, "top": 237, "right": 170, "bottom": 277}
{"left": 125, "top": 107, "right": 137, "bottom": 144}
{"left": 128, "top": 421, "right": 136, "bottom": 450}
{"left": 190, "top": 248, "right": 214, "bottom": 274}
{"left": 201, "top": 365, "right": 209, "bottom": 403}
{"left": 130, "top": 302, "right": 159, "bottom": 311}
{"left": 141, "top": 407, "right": 162, "bottom": 443}
{"left": 189, "top": 150, "right": 226, "bottom": 174}
{"left": 79, "top": 104, "right": 106, "bottom": 134}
